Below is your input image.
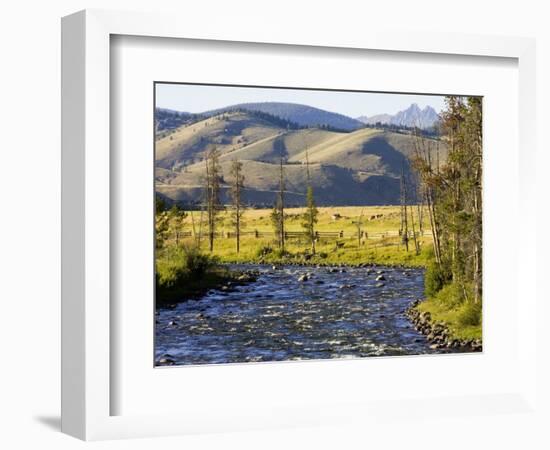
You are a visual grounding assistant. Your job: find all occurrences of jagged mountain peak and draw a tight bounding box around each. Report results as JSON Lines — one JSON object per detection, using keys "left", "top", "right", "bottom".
{"left": 356, "top": 103, "right": 439, "bottom": 129}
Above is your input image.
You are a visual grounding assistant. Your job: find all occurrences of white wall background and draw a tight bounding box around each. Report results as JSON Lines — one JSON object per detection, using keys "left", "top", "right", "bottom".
{"left": 0, "top": 1, "right": 547, "bottom": 448}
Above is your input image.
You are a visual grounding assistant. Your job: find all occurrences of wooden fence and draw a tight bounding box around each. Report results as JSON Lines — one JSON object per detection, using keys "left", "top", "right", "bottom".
{"left": 168, "top": 229, "right": 423, "bottom": 241}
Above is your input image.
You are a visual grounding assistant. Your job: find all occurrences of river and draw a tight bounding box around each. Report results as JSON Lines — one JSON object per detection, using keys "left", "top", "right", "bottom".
{"left": 155, "top": 264, "right": 446, "bottom": 366}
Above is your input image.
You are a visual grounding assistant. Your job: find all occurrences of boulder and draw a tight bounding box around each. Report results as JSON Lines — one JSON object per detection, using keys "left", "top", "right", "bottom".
{"left": 157, "top": 357, "right": 175, "bottom": 365}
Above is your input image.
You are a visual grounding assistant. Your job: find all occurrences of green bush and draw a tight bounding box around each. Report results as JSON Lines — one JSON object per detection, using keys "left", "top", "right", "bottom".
{"left": 433, "top": 282, "right": 466, "bottom": 309}
{"left": 156, "top": 252, "right": 187, "bottom": 289}
{"left": 255, "top": 245, "right": 273, "bottom": 258}
{"left": 457, "top": 300, "right": 482, "bottom": 327}
{"left": 156, "top": 245, "right": 218, "bottom": 288}
{"left": 273, "top": 248, "right": 290, "bottom": 259}
{"left": 182, "top": 244, "right": 218, "bottom": 277}
{"left": 424, "top": 260, "right": 452, "bottom": 297}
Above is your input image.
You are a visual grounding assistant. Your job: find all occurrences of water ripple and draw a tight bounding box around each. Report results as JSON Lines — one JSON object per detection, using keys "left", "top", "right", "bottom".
{"left": 155, "top": 264, "right": 441, "bottom": 365}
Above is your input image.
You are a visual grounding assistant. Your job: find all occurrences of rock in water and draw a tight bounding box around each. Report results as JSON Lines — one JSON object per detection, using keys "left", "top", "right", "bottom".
{"left": 376, "top": 275, "right": 386, "bottom": 281}
{"left": 157, "top": 357, "right": 175, "bottom": 365}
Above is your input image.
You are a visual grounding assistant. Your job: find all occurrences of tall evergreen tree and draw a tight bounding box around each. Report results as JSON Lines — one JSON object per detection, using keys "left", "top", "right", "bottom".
{"left": 229, "top": 159, "right": 245, "bottom": 253}
{"left": 412, "top": 96, "right": 483, "bottom": 303}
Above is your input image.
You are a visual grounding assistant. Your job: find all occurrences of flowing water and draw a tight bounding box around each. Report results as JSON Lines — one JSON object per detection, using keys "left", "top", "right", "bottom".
{"left": 155, "top": 264, "right": 445, "bottom": 366}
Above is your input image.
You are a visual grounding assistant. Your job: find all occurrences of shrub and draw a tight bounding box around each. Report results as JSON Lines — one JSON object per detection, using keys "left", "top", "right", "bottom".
{"left": 156, "top": 245, "right": 218, "bottom": 288}
{"left": 255, "top": 245, "right": 273, "bottom": 258}
{"left": 318, "top": 252, "right": 328, "bottom": 259}
{"left": 433, "top": 282, "right": 466, "bottom": 309}
{"left": 457, "top": 300, "right": 482, "bottom": 327}
{"left": 273, "top": 248, "right": 290, "bottom": 259}
{"left": 424, "top": 260, "right": 452, "bottom": 297}
{"left": 156, "top": 250, "right": 187, "bottom": 289}
{"left": 182, "top": 244, "right": 218, "bottom": 277}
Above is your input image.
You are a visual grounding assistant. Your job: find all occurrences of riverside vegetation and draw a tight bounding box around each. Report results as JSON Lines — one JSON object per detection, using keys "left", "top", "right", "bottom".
{"left": 155, "top": 95, "right": 483, "bottom": 353}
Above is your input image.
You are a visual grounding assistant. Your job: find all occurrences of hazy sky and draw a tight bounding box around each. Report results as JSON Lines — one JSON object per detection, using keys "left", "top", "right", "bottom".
{"left": 155, "top": 83, "right": 446, "bottom": 118}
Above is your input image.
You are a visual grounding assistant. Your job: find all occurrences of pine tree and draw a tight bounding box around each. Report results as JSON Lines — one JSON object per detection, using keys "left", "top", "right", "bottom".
{"left": 168, "top": 204, "right": 187, "bottom": 246}
{"left": 229, "top": 159, "right": 245, "bottom": 253}
{"left": 412, "top": 96, "right": 483, "bottom": 304}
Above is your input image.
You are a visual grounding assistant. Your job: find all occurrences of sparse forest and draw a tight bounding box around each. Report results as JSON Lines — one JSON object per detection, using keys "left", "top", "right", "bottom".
{"left": 412, "top": 96, "right": 483, "bottom": 334}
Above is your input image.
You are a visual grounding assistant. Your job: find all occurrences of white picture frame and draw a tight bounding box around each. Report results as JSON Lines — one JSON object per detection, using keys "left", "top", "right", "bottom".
{"left": 61, "top": 9, "right": 539, "bottom": 441}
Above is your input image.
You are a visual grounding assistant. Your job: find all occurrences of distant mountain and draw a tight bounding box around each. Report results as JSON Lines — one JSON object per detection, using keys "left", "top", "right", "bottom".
{"left": 357, "top": 104, "right": 439, "bottom": 129}
{"left": 391, "top": 104, "right": 439, "bottom": 129}
{"left": 205, "top": 102, "right": 365, "bottom": 131}
{"left": 357, "top": 113, "right": 393, "bottom": 126}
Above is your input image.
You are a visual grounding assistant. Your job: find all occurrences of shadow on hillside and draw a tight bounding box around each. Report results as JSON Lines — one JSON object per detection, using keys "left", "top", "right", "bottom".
{"left": 361, "top": 135, "right": 412, "bottom": 177}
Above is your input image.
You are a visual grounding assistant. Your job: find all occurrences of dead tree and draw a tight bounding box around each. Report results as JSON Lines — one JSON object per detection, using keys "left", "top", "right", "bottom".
{"left": 400, "top": 162, "right": 409, "bottom": 252}
{"left": 352, "top": 209, "right": 365, "bottom": 248}
{"left": 302, "top": 145, "right": 318, "bottom": 255}
{"left": 229, "top": 159, "right": 245, "bottom": 253}
{"left": 271, "top": 147, "right": 286, "bottom": 252}
{"left": 204, "top": 147, "right": 222, "bottom": 252}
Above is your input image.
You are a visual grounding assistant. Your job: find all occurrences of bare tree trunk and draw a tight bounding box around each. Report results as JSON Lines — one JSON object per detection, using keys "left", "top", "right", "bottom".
{"left": 236, "top": 204, "right": 240, "bottom": 253}
{"left": 417, "top": 184, "right": 424, "bottom": 236}
{"left": 278, "top": 155, "right": 285, "bottom": 253}
{"left": 425, "top": 188, "right": 441, "bottom": 266}
{"left": 409, "top": 199, "right": 419, "bottom": 255}
{"left": 190, "top": 210, "right": 197, "bottom": 243}
{"left": 400, "top": 163, "right": 409, "bottom": 252}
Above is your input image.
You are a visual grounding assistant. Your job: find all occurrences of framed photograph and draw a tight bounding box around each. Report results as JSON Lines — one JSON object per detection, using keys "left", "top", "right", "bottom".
{"left": 62, "top": 9, "right": 538, "bottom": 441}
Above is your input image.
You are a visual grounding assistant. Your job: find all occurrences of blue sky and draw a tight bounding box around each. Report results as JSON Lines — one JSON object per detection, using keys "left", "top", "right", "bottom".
{"left": 155, "top": 83, "right": 446, "bottom": 118}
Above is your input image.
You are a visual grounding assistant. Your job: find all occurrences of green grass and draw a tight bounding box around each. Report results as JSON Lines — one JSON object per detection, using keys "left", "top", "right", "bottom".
{"left": 416, "top": 282, "right": 482, "bottom": 341}
{"left": 206, "top": 234, "right": 433, "bottom": 267}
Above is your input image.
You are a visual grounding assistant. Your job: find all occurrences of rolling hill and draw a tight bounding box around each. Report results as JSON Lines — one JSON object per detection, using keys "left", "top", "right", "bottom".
{"left": 155, "top": 109, "right": 445, "bottom": 206}
{"left": 205, "top": 102, "right": 365, "bottom": 131}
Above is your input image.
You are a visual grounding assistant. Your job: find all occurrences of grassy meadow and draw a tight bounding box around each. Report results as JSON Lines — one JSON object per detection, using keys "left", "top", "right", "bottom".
{"left": 169, "top": 205, "right": 434, "bottom": 267}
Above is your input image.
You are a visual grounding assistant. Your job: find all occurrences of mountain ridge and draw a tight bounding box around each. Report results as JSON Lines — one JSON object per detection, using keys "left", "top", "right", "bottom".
{"left": 357, "top": 103, "right": 440, "bottom": 129}
{"left": 203, "top": 102, "right": 365, "bottom": 131}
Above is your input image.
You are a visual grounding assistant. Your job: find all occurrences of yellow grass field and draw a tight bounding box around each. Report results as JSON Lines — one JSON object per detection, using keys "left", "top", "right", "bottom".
{"left": 169, "top": 205, "right": 434, "bottom": 267}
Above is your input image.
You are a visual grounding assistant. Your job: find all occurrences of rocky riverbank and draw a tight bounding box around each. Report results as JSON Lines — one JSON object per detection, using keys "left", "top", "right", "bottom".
{"left": 405, "top": 300, "right": 482, "bottom": 352}
{"left": 224, "top": 259, "right": 425, "bottom": 270}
